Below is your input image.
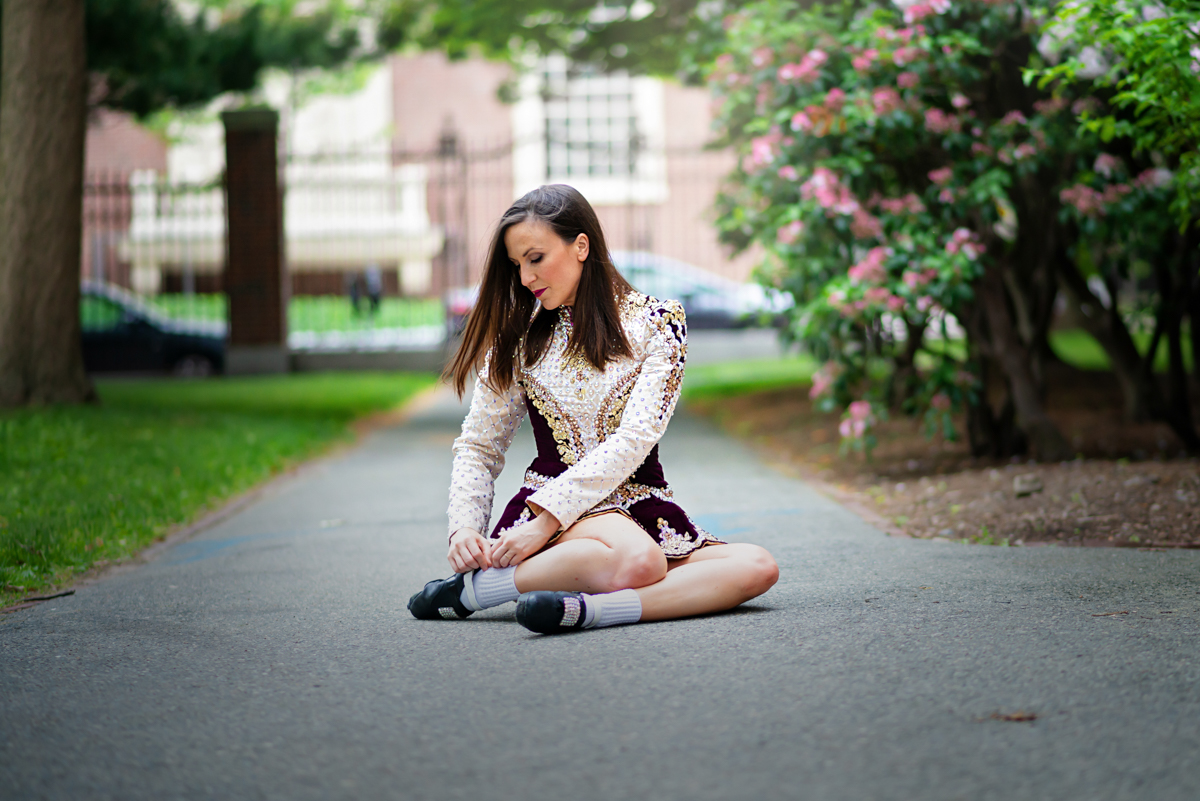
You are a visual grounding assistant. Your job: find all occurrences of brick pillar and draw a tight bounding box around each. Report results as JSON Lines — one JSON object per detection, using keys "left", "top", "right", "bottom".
{"left": 222, "top": 109, "right": 288, "bottom": 374}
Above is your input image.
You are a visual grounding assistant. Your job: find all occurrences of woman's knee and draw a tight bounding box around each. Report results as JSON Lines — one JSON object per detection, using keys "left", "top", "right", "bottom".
{"left": 610, "top": 544, "right": 668, "bottom": 590}
{"left": 738, "top": 545, "right": 779, "bottom": 597}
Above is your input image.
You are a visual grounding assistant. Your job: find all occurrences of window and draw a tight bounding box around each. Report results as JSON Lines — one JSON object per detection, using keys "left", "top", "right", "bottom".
{"left": 513, "top": 55, "right": 667, "bottom": 205}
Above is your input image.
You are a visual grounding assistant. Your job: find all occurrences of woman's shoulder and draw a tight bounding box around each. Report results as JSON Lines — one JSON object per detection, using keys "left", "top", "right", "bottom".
{"left": 618, "top": 291, "right": 687, "bottom": 355}
{"left": 619, "top": 290, "right": 686, "bottom": 328}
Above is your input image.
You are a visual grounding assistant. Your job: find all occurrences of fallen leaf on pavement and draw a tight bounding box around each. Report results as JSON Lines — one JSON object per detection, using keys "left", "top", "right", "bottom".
{"left": 990, "top": 711, "right": 1038, "bottom": 722}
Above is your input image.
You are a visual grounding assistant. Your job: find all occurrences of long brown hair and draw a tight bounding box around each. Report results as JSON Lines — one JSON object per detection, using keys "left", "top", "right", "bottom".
{"left": 444, "top": 185, "right": 635, "bottom": 396}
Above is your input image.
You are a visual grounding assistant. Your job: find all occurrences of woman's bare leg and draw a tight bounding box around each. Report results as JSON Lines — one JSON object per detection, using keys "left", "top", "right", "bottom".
{"left": 634, "top": 543, "right": 778, "bottom": 621}
{"left": 512, "top": 511, "right": 668, "bottom": 595}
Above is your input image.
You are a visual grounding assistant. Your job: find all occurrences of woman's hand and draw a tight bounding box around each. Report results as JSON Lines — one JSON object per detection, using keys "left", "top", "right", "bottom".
{"left": 447, "top": 528, "right": 492, "bottom": 574}
{"left": 489, "top": 510, "right": 560, "bottom": 568}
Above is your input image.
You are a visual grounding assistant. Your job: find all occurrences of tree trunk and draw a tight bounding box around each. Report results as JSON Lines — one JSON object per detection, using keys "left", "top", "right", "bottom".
{"left": 1058, "top": 261, "right": 1159, "bottom": 422}
{"left": 1156, "top": 232, "right": 1200, "bottom": 453}
{"left": 0, "top": 0, "right": 93, "bottom": 406}
{"left": 1189, "top": 268, "right": 1200, "bottom": 391}
{"left": 978, "top": 266, "right": 1072, "bottom": 461}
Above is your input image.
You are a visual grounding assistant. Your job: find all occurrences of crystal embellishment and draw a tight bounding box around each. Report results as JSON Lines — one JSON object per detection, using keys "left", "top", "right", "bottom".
{"left": 438, "top": 607, "right": 459, "bottom": 620}
{"left": 560, "top": 595, "right": 582, "bottom": 627}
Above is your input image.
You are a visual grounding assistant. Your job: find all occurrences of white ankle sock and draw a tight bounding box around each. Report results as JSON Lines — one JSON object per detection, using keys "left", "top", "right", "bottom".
{"left": 581, "top": 589, "right": 642, "bottom": 628}
{"left": 461, "top": 566, "right": 519, "bottom": 611}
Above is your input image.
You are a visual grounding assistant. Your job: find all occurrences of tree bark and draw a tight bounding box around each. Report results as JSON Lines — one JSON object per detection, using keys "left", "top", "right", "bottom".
{"left": 0, "top": 0, "right": 93, "bottom": 406}
{"left": 1058, "top": 262, "right": 1158, "bottom": 421}
{"left": 978, "top": 266, "right": 1073, "bottom": 461}
{"left": 1156, "top": 232, "right": 1200, "bottom": 453}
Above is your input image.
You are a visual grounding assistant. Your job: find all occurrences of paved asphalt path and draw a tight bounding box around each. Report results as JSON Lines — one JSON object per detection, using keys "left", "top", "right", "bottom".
{"left": 3, "top": 387, "right": 1199, "bottom": 801}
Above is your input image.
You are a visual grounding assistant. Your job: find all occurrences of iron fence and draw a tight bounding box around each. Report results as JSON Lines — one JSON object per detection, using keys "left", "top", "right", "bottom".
{"left": 81, "top": 139, "right": 754, "bottom": 355}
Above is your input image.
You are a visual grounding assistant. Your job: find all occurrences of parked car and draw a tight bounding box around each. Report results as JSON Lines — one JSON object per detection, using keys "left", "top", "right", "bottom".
{"left": 80, "top": 281, "right": 226, "bottom": 376}
{"left": 612, "top": 251, "right": 791, "bottom": 329}
{"left": 445, "top": 250, "right": 791, "bottom": 332}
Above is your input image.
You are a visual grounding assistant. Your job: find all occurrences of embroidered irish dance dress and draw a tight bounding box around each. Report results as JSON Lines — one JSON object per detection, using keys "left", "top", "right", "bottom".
{"left": 447, "top": 291, "right": 721, "bottom": 558}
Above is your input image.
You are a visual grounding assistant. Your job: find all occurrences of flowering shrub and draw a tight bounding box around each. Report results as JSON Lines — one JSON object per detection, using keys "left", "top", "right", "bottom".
{"left": 706, "top": 0, "right": 1197, "bottom": 458}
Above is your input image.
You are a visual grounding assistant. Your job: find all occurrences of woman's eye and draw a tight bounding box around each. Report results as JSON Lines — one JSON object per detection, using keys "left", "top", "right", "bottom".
{"left": 530, "top": 256, "right": 542, "bottom": 264}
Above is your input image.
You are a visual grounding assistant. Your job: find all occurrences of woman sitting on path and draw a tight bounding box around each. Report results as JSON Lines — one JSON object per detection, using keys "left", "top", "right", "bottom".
{"left": 408, "top": 184, "right": 778, "bottom": 634}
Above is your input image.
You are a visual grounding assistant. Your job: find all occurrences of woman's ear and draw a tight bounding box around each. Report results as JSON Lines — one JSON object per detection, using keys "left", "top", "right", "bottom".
{"left": 573, "top": 233, "right": 590, "bottom": 263}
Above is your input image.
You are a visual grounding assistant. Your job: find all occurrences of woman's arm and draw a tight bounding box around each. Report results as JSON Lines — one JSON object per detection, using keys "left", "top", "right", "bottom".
{"left": 524, "top": 299, "right": 687, "bottom": 530}
{"left": 447, "top": 357, "right": 528, "bottom": 543}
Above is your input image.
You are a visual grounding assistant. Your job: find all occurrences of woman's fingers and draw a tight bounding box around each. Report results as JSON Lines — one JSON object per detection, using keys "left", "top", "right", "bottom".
{"left": 468, "top": 537, "right": 492, "bottom": 570}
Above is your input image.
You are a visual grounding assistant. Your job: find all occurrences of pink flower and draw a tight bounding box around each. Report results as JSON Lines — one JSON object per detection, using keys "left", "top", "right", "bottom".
{"left": 1093, "top": 153, "right": 1121, "bottom": 178}
{"left": 777, "top": 49, "right": 828, "bottom": 84}
{"left": 878, "top": 193, "right": 926, "bottom": 215}
{"left": 917, "top": 295, "right": 935, "bottom": 312}
{"left": 903, "top": 2, "right": 935, "bottom": 24}
{"left": 886, "top": 295, "right": 907, "bottom": 312}
{"left": 942, "top": 44, "right": 953, "bottom": 55}
{"left": 776, "top": 220, "right": 804, "bottom": 245}
{"left": 872, "top": 87, "right": 903, "bottom": 115}
{"left": 999, "top": 110, "right": 1028, "bottom": 126}
{"left": 1033, "top": 97, "right": 1067, "bottom": 116}
{"left": 970, "top": 142, "right": 993, "bottom": 157}
{"left": 1134, "top": 168, "right": 1173, "bottom": 189}
{"left": 778, "top": 165, "right": 799, "bottom": 181}
{"left": 928, "top": 167, "right": 954, "bottom": 185}
{"left": 938, "top": 188, "right": 955, "bottom": 204}
{"left": 1059, "top": 184, "right": 1106, "bottom": 216}
{"left": 751, "top": 47, "right": 774, "bottom": 67}
{"left": 749, "top": 133, "right": 780, "bottom": 167}
{"left": 903, "top": 268, "right": 937, "bottom": 288}
{"left": 1102, "top": 183, "right": 1133, "bottom": 204}
{"left": 865, "top": 286, "right": 893, "bottom": 305}
{"left": 809, "top": 362, "right": 840, "bottom": 399}
{"left": 945, "top": 227, "right": 984, "bottom": 259}
{"left": 898, "top": 71, "right": 920, "bottom": 89}
{"left": 951, "top": 93, "right": 970, "bottom": 109}
{"left": 853, "top": 49, "right": 879, "bottom": 72}
{"left": 851, "top": 208, "right": 883, "bottom": 239}
{"left": 893, "top": 47, "right": 924, "bottom": 67}
{"left": 930, "top": 0, "right": 951, "bottom": 12}
{"left": 825, "top": 87, "right": 847, "bottom": 111}
{"left": 790, "top": 110, "right": 814, "bottom": 132}
{"left": 1012, "top": 143, "right": 1038, "bottom": 160}
{"left": 931, "top": 392, "right": 952, "bottom": 412}
{"left": 801, "top": 168, "right": 860, "bottom": 214}
{"left": 848, "top": 247, "right": 890, "bottom": 283}
{"left": 924, "top": 108, "right": 961, "bottom": 134}
{"left": 848, "top": 400, "right": 874, "bottom": 422}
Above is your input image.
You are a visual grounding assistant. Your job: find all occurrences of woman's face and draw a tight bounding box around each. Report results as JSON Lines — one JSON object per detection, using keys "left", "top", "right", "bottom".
{"left": 504, "top": 220, "right": 588, "bottom": 310}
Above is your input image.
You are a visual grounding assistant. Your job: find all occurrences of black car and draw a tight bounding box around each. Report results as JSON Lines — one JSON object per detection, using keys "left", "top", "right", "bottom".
{"left": 80, "top": 281, "right": 226, "bottom": 376}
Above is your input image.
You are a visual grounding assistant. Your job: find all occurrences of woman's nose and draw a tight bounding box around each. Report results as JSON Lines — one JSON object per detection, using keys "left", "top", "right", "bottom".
{"left": 519, "top": 263, "right": 535, "bottom": 287}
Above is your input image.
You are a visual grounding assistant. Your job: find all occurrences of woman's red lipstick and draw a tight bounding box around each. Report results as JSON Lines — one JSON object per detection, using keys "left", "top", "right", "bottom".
{"left": 533, "top": 288, "right": 547, "bottom": 298}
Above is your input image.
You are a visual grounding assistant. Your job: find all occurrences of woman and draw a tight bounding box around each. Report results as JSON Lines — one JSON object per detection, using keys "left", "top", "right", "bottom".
{"left": 409, "top": 185, "right": 778, "bottom": 634}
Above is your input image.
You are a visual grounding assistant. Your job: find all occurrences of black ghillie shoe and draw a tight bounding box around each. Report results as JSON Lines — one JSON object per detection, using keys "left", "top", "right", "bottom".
{"left": 408, "top": 572, "right": 475, "bottom": 620}
{"left": 515, "top": 591, "right": 588, "bottom": 634}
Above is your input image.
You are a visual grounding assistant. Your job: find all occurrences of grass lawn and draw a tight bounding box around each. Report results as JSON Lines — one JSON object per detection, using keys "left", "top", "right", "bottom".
{"left": 1, "top": 372, "right": 437, "bottom": 601}
{"left": 1049, "top": 328, "right": 1194, "bottom": 373}
{"left": 145, "top": 294, "right": 445, "bottom": 333}
{"left": 683, "top": 354, "right": 818, "bottom": 400}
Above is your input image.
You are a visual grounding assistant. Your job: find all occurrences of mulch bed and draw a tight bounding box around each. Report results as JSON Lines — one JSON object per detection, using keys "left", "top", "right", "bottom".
{"left": 688, "top": 367, "right": 1200, "bottom": 548}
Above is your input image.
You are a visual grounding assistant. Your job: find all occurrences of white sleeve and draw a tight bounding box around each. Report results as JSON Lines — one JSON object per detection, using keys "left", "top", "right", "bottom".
{"left": 447, "top": 357, "right": 528, "bottom": 539}
{"left": 525, "top": 300, "right": 686, "bottom": 529}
